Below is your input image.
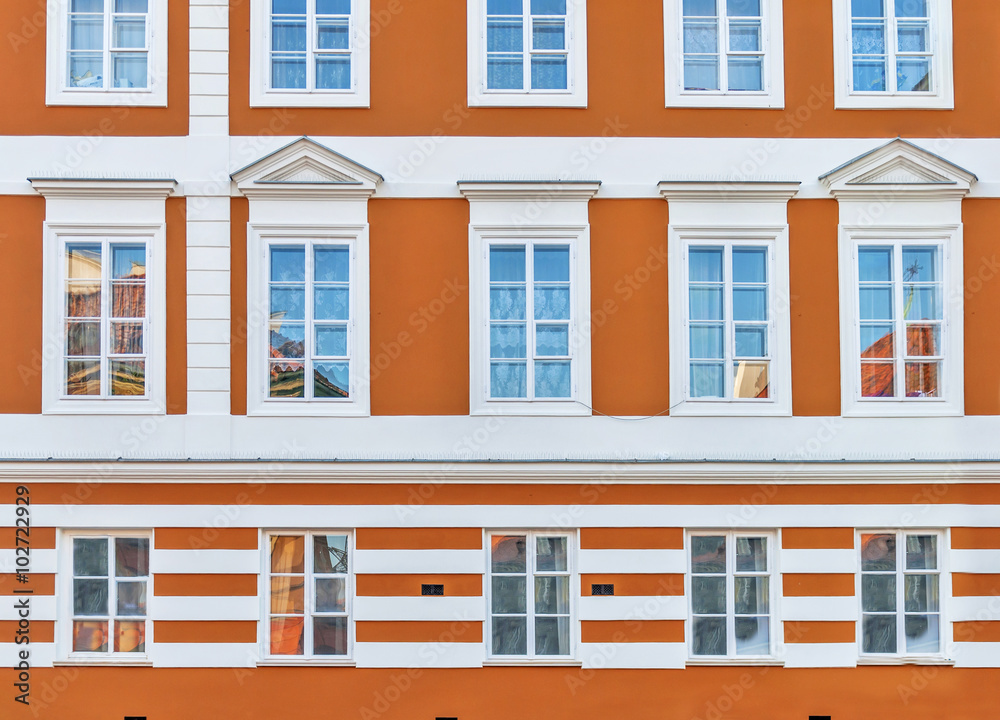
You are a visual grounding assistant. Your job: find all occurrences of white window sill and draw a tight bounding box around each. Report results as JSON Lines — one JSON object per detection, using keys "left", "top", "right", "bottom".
{"left": 834, "top": 92, "right": 954, "bottom": 110}
{"left": 54, "top": 658, "right": 153, "bottom": 666}
{"left": 856, "top": 657, "right": 954, "bottom": 666}
{"left": 468, "top": 91, "right": 587, "bottom": 108}
{"left": 247, "top": 401, "right": 371, "bottom": 418}
{"left": 666, "top": 92, "right": 784, "bottom": 109}
{"left": 471, "top": 400, "right": 591, "bottom": 417}
{"left": 686, "top": 658, "right": 784, "bottom": 667}
{"left": 256, "top": 659, "right": 356, "bottom": 667}
{"left": 250, "top": 90, "right": 370, "bottom": 108}
{"left": 44, "top": 399, "right": 166, "bottom": 416}
{"left": 483, "top": 659, "right": 582, "bottom": 667}
{"left": 670, "top": 400, "right": 791, "bottom": 417}
{"left": 46, "top": 88, "right": 167, "bottom": 108}
{"left": 842, "top": 401, "right": 962, "bottom": 419}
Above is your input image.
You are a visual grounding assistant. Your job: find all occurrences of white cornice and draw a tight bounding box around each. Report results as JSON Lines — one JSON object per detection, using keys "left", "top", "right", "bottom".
{"left": 29, "top": 178, "right": 177, "bottom": 199}
{"left": 458, "top": 181, "right": 602, "bottom": 202}
{"left": 658, "top": 181, "right": 801, "bottom": 203}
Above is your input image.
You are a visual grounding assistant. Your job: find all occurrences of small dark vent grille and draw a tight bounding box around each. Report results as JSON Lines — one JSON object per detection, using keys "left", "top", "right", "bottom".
{"left": 436, "top": 717, "right": 458, "bottom": 719}
{"left": 422, "top": 584, "right": 445, "bottom": 596}
{"left": 591, "top": 583, "right": 615, "bottom": 596}
{"left": 125, "top": 717, "right": 147, "bottom": 720}
{"left": 809, "top": 716, "right": 832, "bottom": 720}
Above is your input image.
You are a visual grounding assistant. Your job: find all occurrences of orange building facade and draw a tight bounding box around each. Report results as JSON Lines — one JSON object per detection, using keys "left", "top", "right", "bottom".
{"left": 2, "top": 0, "right": 1000, "bottom": 717}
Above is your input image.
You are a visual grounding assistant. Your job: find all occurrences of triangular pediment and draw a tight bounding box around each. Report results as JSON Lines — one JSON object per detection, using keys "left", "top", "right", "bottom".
{"left": 232, "top": 137, "right": 382, "bottom": 199}
{"left": 820, "top": 138, "right": 976, "bottom": 198}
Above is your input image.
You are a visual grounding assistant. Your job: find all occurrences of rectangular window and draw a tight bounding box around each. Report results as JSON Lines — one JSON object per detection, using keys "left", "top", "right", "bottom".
{"left": 850, "top": 0, "right": 932, "bottom": 93}
{"left": 860, "top": 531, "right": 942, "bottom": 657}
{"left": 269, "top": 0, "right": 354, "bottom": 92}
{"left": 63, "top": 239, "right": 148, "bottom": 398}
{"left": 682, "top": 0, "right": 764, "bottom": 92}
{"left": 70, "top": 535, "right": 149, "bottom": 656}
{"left": 66, "top": 0, "right": 150, "bottom": 91}
{"left": 489, "top": 532, "right": 573, "bottom": 658}
{"left": 268, "top": 241, "right": 352, "bottom": 401}
{"left": 489, "top": 242, "right": 573, "bottom": 401}
{"left": 267, "top": 532, "right": 351, "bottom": 658}
{"left": 856, "top": 243, "right": 943, "bottom": 400}
{"left": 689, "top": 532, "right": 773, "bottom": 659}
{"left": 486, "top": 0, "right": 569, "bottom": 92}
{"left": 686, "top": 242, "right": 771, "bottom": 401}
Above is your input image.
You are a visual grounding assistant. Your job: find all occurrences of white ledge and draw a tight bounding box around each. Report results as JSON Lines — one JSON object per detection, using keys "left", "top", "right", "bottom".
{"left": 458, "top": 181, "right": 602, "bottom": 202}
{"left": 29, "top": 178, "right": 177, "bottom": 199}
{"left": 658, "top": 181, "right": 801, "bottom": 203}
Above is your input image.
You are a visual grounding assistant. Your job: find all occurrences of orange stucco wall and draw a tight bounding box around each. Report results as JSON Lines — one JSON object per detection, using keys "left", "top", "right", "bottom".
{"left": 963, "top": 199, "right": 1000, "bottom": 415}
{"left": 230, "top": 0, "right": 1000, "bottom": 138}
{"left": 0, "top": 0, "right": 189, "bottom": 135}
{"left": 165, "top": 196, "right": 187, "bottom": 414}
{"left": 0, "top": 196, "right": 44, "bottom": 413}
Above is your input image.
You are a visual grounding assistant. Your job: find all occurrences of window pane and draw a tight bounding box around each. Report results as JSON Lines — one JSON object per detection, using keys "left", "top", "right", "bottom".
{"left": 110, "top": 323, "right": 143, "bottom": 354}
{"left": 67, "top": 283, "right": 101, "bottom": 318}
{"left": 535, "top": 361, "right": 571, "bottom": 398}
{"left": 859, "top": 287, "right": 893, "bottom": 320}
{"left": 895, "top": 0, "right": 927, "bottom": 17}
{"left": 735, "top": 576, "right": 768, "bottom": 614}
{"left": 317, "top": 56, "right": 351, "bottom": 89}
{"left": 488, "top": 18, "right": 523, "bottom": 52}
{"left": 492, "top": 576, "right": 527, "bottom": 613}
{"left": 115, "top": 0, "right": 147, "bottom": 9}
{"left": 733, "top": 288, "right": 766, "bottom": 321}
{"left": 535, "top": 576, "right": 569, "bottom": 614}
{"left": 491, "top": 323, "right": 528, "bottom": 359}
{"left": 690, "top": 324, "right": 724, "bottom": 359}
{"left": 314, "top": 247, "right": 349, "bottom": 282}
{"left": 115, "top": 538, "right": 148, "bottom": 576}
{"left": 69, "top": 53, "right": 104, "bottom": 87}
{"left": 488, "top": 54, "right": 524, "bottom": 90}
{"left": 535, "top": 325, "right": 568, "bottom": 357}
{"left": 732, "top": 248, "right": 766, "bottom": 283}
{"left": 533, "top": 19, "right": 565, "bottom": 50}
{"left": 692, "top": 616, "right": 727, "bottom": 655}
{"left": 904, "top": 574, "right": 939, "bottom": 612}
{"left": 488, "top": 0, "right": 522, "bottom": 12}
{"left": 67, "top": 321, "right": 101, "bottom": 356}
{"left": 862, "top": 574, "right": 896, "bottom": 612}
{"left": 727, "top": 0, "right": 760, "bottom": 15}
{"left": 115, "top": 621, "right": 146, "bottom": 653}
{"left": 689, "top": 248, "right": 723, "bottom": 282}
{"left": 112, "top": 284, "right": 145, "bottom": 318}
{"left": 271, "top": 535, "right": 305, "bottom": 574}
{"left": 113, "top": 18, "right": 145, "bottom": 48}
{"left": 67, "top": 243, "right": 102, "bottom": 279}
{"left": 271, "top": 286, "right": 306, "bottom": 320}
{"left": 72, "top": 0, "right": 104, "bottom": 10}
{"left": 270, "top": 576, "right": 305, "bottom": 614}
{"left": 728, "top": 57, "right": 762, "bottom": 91}
{"left": 314, "top": 617, "right": 348, "bottom": 655}
{"left": 271, "top": 322, "right": 305, "bottom": 359}
{"left": 863, "top": 614, "right": 897, "bottom": 653}
{"left": 691, "top": 536, "right": 726, "bottom": 573}
{"left": 316, "top": 325, "right": 348, "bottom": 357}
{"left": 492, "top": 616, "right": 527, "bottom": 655}
{"left": 534, "top": 287, "right": 570, "bottom": 320}
{"left": 684, "top": 56, "right": 720, "bottom": 91}
{"left": 315, "top": 578, "right": 347, "bottom": 612}
{"left": 74, "top": 578, "right": 109, "bottom": 615}
{"left": 492, "top": 535, "right": 527, "bottom": 572}
{"left": 902, "top": 247, "right": 937, "bottom": 282}
{"left": 861, "top": 361, "right": 895, "bottom": 398}
{"left": 314, "top": 534, "right": 349, "bottom": 573}
{"left": 270, "top": 362, "right": 304, "bottom": 397}
{"left": 734, "top": 326, "right": 766, "bottom": 358}
{"left": 852, "top": 0, "right": 884, "bottom": 17}
{"left": 905, "top": 614, "right": 939, "bottom": 653}
{"left": 273, "top": 20, "right": 306, "bottom": 51}
{"left": 314, "top": 362, "right": 349, "bottom": 398}
{"left": 905, "top": 535, "right": 937, "bottom": 570}
{"left": 270, "top": 617, "right": 305, "bottom": 655}
{"left": 110, "top": 361, "right": 145, "bottom": 396}
{"left": 692, "top": 576, "right": 726, "bottom": 614}
{"left": 684, "top": 21, "right": 719, "bottom": 53}
{"left": 272, "top": 56, "right": 307, "bottom": 89}
{"left": 861, "top": 324, "right": 894, "bottom": 358}
{"left": 897, "top": 58, "right": 931, "bottom": 92}
{"left": 903, "top": 286, "right": 941, "bottom": 320}
{"left": 905, "top": 361, "right": 939, "bottom": 397}
{"left": 271, "top": 247, "right": 305, "bottom": 282}
{"left": 689, "top": 287, "right": 723, "bottom": 320}
{"left": 733, "top": 361, "right": 769, "bottom": 399}
{"left": 314, "top": 287, "right": 350, "bottom": 320}
{"left": 728, "top": 22, "right": 761, "bottom": 51}
{"left": 691, "top": 363, "right": 725, "bottom": 398}
{"left": 534, "top": 246, "right": 570, "bottom": 281}
{"left": 73, "top": 620, "right": 108, "bottom": 652}
{"left": 531, "top": 0, "right": 566, "bottom": 14}
{"left": 897, "top": 21, "right": 929, "bottom": 52}
{"left": 66, "top": 360, "right": 101, "bottom": 396}
{"left": 853, "top": 59, "right": 887, "bottom": 92}
{"left": 491, "top": 247, "right": 526, "bottom": 282}
{"left": 74, "top": 538, "right": 108, "bottom": 576}
{"left": 536, "top": 536, "right": 568, "bottom": 571}
{"left": 735, "top": 536, "right": 767, "bottom": 571}
{"left": 859, "top": 248, "right": 892, "bottom": 282}
{"left": 70, "top": 16, "right": 104, "bottom": 50}
{"left": 683, "top": 0, "right": 717, "bottom": 16}
{"left": 491, "top": 361, "right": 527, "bottom": 397}
{"left": 735, "top": 616, "right": 769, "bottom": 655}
{"left": 116, "top": 581, "right": 147, "bottom": 615}
{"left": 852, "top": 22, "right": 886, "bottom": 54}
{"left": 535, "top": 616, "right": 570, "bottom": 655}
{"left": 317, "top": 18, "right": 350, "bottom": 49}
{"left": 272, "top": 0, "right": 306, "bottom": 11}
{"left": 317, "top": 0, "right": 351, "bottom": 12}
{"left": 530, "top": 55, "right": 567, "bottom": 90}
{"left": 862, "top": 533, "right": 897, "bottom": 571}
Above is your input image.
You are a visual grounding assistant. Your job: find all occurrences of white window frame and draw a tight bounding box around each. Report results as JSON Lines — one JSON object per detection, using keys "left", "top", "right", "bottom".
{"left": 250, "top": 0, "right": 371, "bottom": 107}
{"left": 261, "top": 530, "right": 354, "bottom": 664}
{"left": 661, "top": 182, "right": 798, "bottom": 417}
{"left": 58, "top": 529, "right": 153, "bottom": 665}
{"left": 467, "top": 0, "right": 588, "bottom": 108}
{"left": 832, "top": 0, "right": 953, "bottom": 109}
{"left": 248, "top": 225, "right": 370, "bottom": 416}
{"left": 839, "top": 226, "right": 962, "bottom": 417}
{"left": 462, "top": 182, "right": 598, "bottom": 416}
{"left": 856, "top": 529, "right": 950, "bottom": 663}
{"left": 686, "top": 530, "right": 778, "bottom": 663}
{"left": 486, "top": 530, "right": 577, "bottom": 662}
{"left": 664, "top": 0, "right": 784, "bottom": 108}
{"left": 32, "top": 179, "right": 174, "bottom": 416}
{"left": 46, "top": 0, "right": 168, "bottom": 107}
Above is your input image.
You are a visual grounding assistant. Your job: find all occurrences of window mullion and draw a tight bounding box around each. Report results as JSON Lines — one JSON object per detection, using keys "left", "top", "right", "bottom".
{"left": 897, "top": 530, "right": 906, "bottom": 656}
{"left": 102, "top": 238, "right": 111, "bottom": 399}
{"left": 526, "top": 242, "right": 535, "bottom": 401}
{"left": 724, "top": 244, "right": 734, "bottom": 400}
{"left": 726, "top": 533, "right": 736, "bottom": 658}
{"left": 895, "top": 243, "right": 905, "bottom": 400}
{"left": 307, "top": 3, "right": 315, "bottom": 92}
{"left": 526, "top": 533, "right": 535, "bottom": 658}
{"left": 719, "top": 10, "right": 727, "bottom": 93}
{"left": 306, "top": 242, "right": 314, "bottom": 401}
{"left": 524, "top": 10, "right": 531, "bottom": 92}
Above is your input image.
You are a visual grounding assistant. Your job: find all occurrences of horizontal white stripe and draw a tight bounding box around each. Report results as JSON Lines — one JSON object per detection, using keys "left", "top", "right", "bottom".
{"left": 950, "top": 596, "right": 1000, "bottom": 622}
{"left": 579, "top": 549, "right": 685, "bottom": 574}
{"left": 0, "top": 643, "right": 57, "bottom": 668}
{"left": 781, "top": 642, "right": 857, "bottom": 668}
{"left": 781, "top": 596, "right": 857, "bottom": 622}
{"left": 149, "top": 643, "right": 257, "bottom": 668}
{"left": 353, "top": 550, "right": 483, "bottom": 575}
{"left": 0, "top": 550, "right": 56, "bottom": 574}
{"left": 951, "top": 550, "right": 1000, "bottom": 574}
{"left": 579, "top": 595, "right": 686, "bottom": 621}
{"left": 151, "top": 596, "right": 258, "bottom": 622}
{"left": 353, "top": 641, "right": 485, "bottom": 668}
{"left": 354, "top": 597, "right": 485, "bottom": 622}
{"left": 151, "top": 549, "right": 259, "bottom": 574}
{"left": 579, "top": 641, "right": 686, "bottom": 669}
{"left": 952, "top": 642, "right": 1000, "bottom": 668}
{"left": 0, "top": 597, "right": 56, "bottom": 622}
{"left": 780, "top": 549, "right": 856, "bottom": 574}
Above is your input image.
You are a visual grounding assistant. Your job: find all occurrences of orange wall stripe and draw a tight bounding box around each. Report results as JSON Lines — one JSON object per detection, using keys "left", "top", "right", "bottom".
{"left": 356, "top": 574, "right": 482, "bottom": 597}
{"left": 154, "top": 574, "right": 258, "bottom": 597}
{"left": 952, "top": 574, "right": 1000, "bottom": 598}
{"left": 355, "top": 528, "right": 482, "bottom": 550}
{"left": 580, "top": 528, "right": 683, "bottom": 549}
{"left": 12, "top": 483, "right": 1000, "bottom": 506}
{"left": 954, "top": 622, "right": 1000, "bottom": 643}
{"left": 580, "top": 574, "right": 683, "bottom": 597}
{"left": 0, "top": 527, "right": 55, "bottom": 550}
{"left": 782, "top": 574, "right": 855, "bottom": 597}
{"left": 581, "top": 620, "right": 684, "bottom": 644}
{"left": 355, "top": 621, "right": 482, "bottom": 644}
{"left": 230, "top": 196, "right": 250, "bottom": 415}
{"left": 952, "top": 527, "right": 1000, "bottom": 549}
{"left": 0, "top": 574, "right": 54, "bottom": 595}
{"left": 154, "top": 621, "right": 257, "bottom": 644}
{"left": 0, "top": 621, "right": 54, "bottom": 643}
{"left": 155, "top": 528, "right": 258, "bottom": 550}
{"left": 784, "top": 621, "right": 855, "bottom": 644}
{"left": 782, "top": 528, "right": 855, "bottom": 549}
{"left": 165, "top": 196, "right": 187, "bottom": 414}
